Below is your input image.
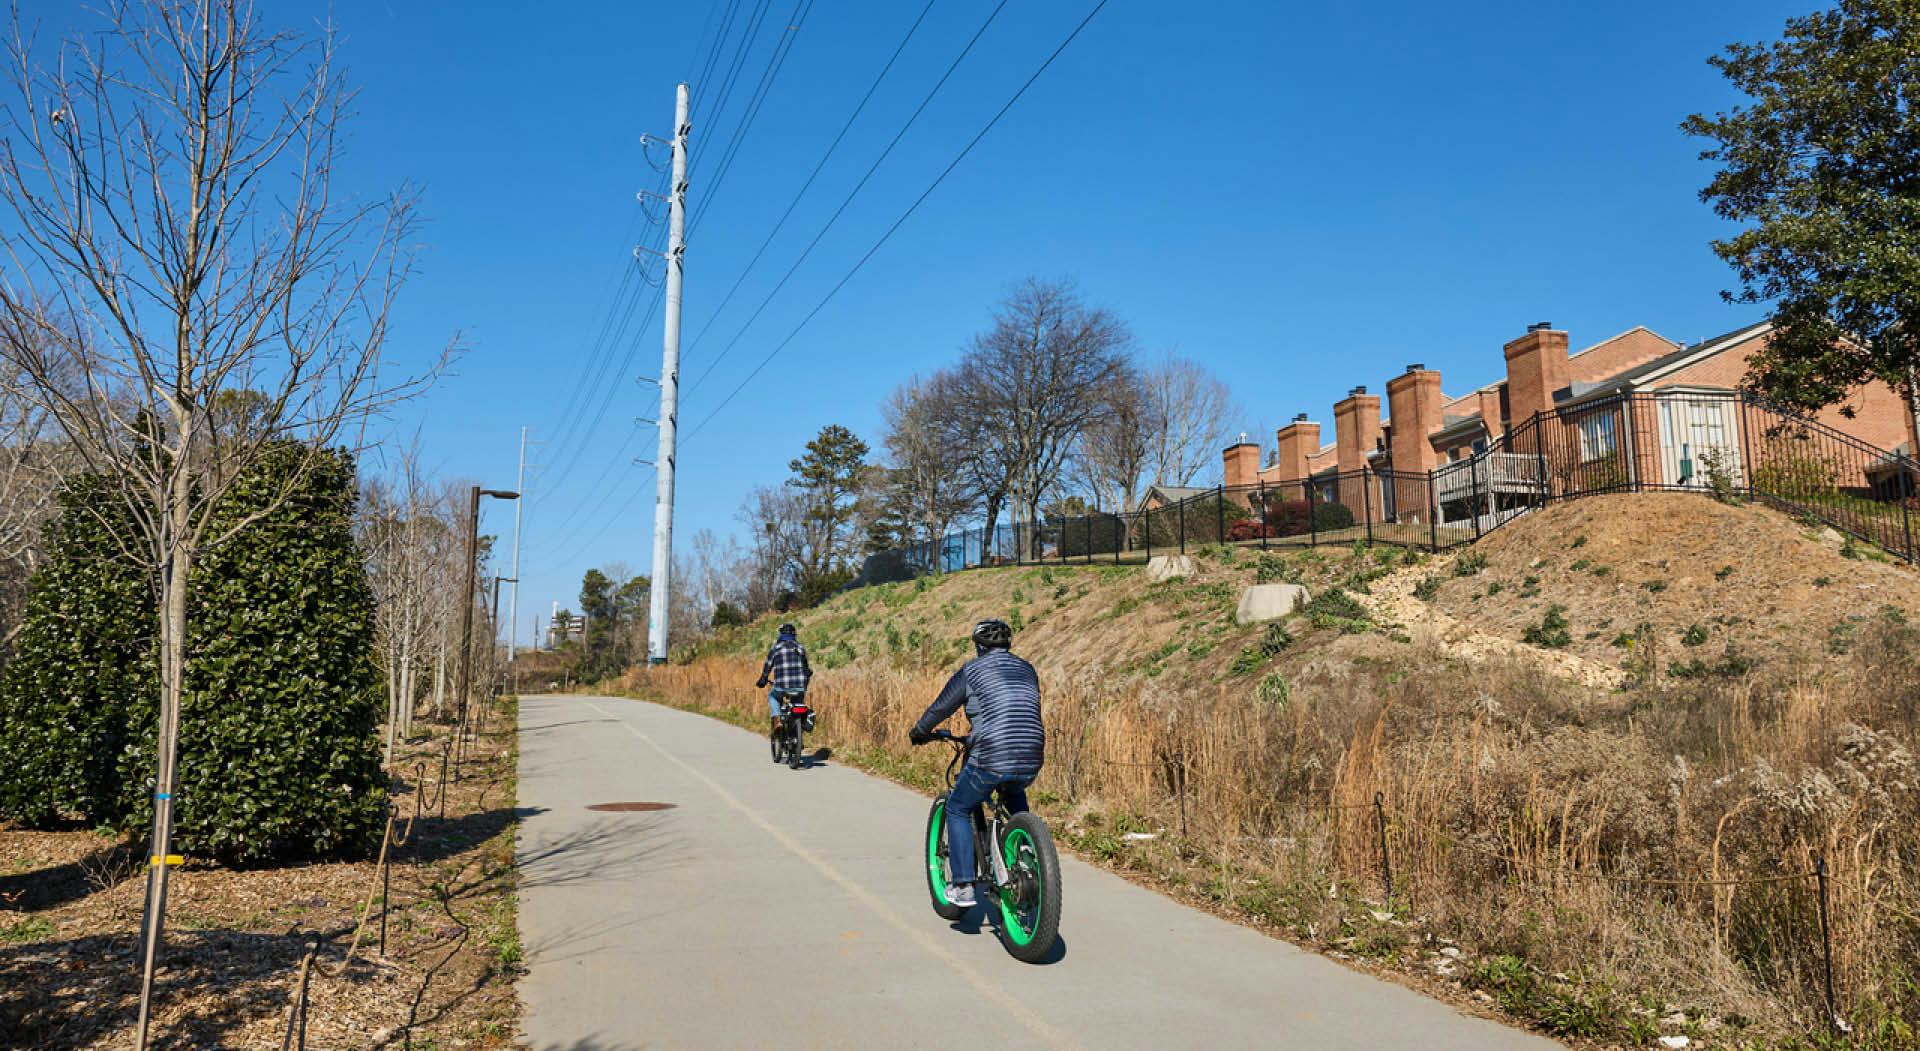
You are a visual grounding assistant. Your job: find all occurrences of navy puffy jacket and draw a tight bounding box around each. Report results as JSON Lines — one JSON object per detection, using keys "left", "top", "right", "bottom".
{"left": 911, "top": 649, "right": 1044, "bottom": 777}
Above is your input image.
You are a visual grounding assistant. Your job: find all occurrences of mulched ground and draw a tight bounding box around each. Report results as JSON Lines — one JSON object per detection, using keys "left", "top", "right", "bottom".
{"left": 0, "top": 701, "right": 522, "bottom": 1050}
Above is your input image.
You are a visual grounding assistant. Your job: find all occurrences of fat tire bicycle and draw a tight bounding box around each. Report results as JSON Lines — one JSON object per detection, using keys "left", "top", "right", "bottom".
{"left": 917, "top": 729, "right": 1062, "bottom": 963}
{"left": 769, "top": 696, "right": 813, "bottom": 770}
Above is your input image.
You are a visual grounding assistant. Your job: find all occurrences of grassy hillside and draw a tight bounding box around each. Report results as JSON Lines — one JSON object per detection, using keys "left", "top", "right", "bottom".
{"left": 703, "top": 541, "right": 1430, "bottom": 695}
{"left": 635, "top": 494, "right": 1920, "bottom": 1049}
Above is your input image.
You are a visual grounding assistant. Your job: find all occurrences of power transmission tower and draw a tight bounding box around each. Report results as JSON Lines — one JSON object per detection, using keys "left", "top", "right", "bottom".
{"left": 647, "top": 83, "right": 689, "bottom": 665}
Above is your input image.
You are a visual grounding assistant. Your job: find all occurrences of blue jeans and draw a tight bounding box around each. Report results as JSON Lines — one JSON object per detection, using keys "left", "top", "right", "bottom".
{"left": 945, "top": 763, "right": 1032, "bottom": 885}
{"left": 767, "top": 686, "right": 805, "bottom": 720}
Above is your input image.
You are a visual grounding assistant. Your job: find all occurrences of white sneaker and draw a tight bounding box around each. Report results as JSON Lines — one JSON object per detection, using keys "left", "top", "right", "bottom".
{"left": 947, "top": 882, "right": 976, "bottom": 907}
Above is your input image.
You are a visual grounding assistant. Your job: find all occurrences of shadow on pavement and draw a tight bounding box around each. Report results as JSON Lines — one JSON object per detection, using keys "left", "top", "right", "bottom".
{"left": 789, "top": 746, "right": 834, "bottom": 770}
{"left": 945, "top": 912, "right": 1069, "bottom": 965}
{"left": 521, "top": 718, "right": 616, "bottom": 734}
{"left": 517, "top": 812, "right": 684, "bottom": 890}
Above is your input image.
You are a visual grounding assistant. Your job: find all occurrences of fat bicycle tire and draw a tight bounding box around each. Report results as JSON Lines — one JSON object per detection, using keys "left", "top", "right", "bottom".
{"left": 995, "top": 811, "right": 1062, "bottom": 963}
{"left": 788, "top": 722, "right": 805, "bottom": 769}
{"left": 924, "top": 798, "right": 966, "bottom": 921}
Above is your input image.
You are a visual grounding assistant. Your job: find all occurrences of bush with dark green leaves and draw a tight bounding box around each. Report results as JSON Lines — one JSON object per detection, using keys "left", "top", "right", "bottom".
{"left": 0, "top": 443, "right": 386, "bottom": 864}
{"left": 0, "top": 475, "right": 154, "bottom": 827}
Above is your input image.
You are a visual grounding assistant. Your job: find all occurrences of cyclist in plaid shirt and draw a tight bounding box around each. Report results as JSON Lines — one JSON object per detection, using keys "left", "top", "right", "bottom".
{"left": 756, "top": 623, "right": 812, "bottom": 732}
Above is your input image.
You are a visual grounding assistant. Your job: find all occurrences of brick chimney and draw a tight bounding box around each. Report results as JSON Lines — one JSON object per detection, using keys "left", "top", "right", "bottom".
{"left": 1503, "top": 322, "right": 1570, "bottom": 423}
{"left": 1332, "top": 386, "right": 1382, "bottom": 475}
{"left": 1222, "top": 437, "right": 1261, "bottom": 489}
{"left": 1385, "top": 364, "right": 1445, "bottom": 474}
{"left": 1273, "top": 413, "right": 1319, "bottom": 484}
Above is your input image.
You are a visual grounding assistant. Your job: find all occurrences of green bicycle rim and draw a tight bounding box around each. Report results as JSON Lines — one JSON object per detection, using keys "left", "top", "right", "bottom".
{"left": 999, "top": 827, "right": 1040, "bottom": 945}
{"left": 927, "top": 801, "right": 952, "bottom": 904}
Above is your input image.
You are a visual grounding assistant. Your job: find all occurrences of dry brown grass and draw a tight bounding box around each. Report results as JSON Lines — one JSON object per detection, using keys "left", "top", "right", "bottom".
{"left": 633, "top": 504, "right": 1920, "bottom": 1047}
{"left": 631, "top": 644, "right": 1919, "bottom": 1045}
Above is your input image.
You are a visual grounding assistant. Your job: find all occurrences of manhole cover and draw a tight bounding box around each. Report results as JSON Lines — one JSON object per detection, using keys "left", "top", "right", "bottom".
{"left": 587, "top": 801, "right": 678, "bottom": 812}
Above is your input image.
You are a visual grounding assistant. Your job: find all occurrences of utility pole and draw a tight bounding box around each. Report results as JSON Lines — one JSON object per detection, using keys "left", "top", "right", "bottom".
{"left": 456, "top": 487, "right": 518, "bottom": 747}
{"left": 508, "top": 426, "right": 529, "bottom": 662}
{"left": 647, "top": 82, "right": 689, "bottom": 666}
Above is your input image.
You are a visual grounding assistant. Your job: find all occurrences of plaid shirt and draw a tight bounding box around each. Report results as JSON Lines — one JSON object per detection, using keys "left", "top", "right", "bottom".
{"left": 761, "top": 637, "right": 812, "bottom": 692}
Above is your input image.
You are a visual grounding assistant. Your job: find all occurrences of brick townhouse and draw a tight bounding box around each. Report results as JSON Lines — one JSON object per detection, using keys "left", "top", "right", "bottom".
{"left": 1222, "top": 320, "right": 1920, "bottom": 527}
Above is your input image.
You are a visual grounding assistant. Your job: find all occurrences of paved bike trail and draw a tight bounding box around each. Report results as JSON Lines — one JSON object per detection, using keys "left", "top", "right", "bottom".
{"left": 515, "top": 694, "right": 1560, "bottom": 1051}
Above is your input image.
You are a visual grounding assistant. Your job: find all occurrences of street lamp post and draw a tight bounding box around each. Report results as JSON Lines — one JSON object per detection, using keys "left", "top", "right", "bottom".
{"left": 455, "top": 486, "right": 518, "bottom": 776}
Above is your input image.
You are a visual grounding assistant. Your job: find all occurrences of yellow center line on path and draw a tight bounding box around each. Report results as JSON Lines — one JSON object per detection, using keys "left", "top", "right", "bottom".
{"left": 583, "top": 699, "right": 1085, "bottom": 1051}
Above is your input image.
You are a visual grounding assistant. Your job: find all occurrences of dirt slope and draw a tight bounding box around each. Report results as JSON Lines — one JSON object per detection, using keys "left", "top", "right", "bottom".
{"left": 1416, "top": 493, "right": 1920, "bottom": 673}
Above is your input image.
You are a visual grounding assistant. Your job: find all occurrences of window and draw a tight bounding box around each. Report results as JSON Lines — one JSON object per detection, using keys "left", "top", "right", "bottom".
{"left": 1472, "top": 438, "right": 1488, "bottom": 454}
{"left": 1577, "top": 412, "right": 1617, "bottom": 461}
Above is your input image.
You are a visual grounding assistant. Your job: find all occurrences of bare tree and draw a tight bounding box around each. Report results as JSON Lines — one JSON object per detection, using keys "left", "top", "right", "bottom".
{"left": 880, "top": 376, "right": 973, "bottom": 553}
{"left": 737, "top": 483, "right": 806, "bottom": 613}
{"left": 959, "top": 279, "right": 1130, "bottom": 556}
{"left": 923, "top": 367, "right": 1017, "bottom": 558}
{"left": 1144, "top": 354, "right": 1237, "bottom": 488}
{"left": 666, "top": 548, "right": 704, "bottom": 650}
{"left": 360, "top": 448, "right": 463, "bottom": 762}
{"left": 1076, "top": 363, "right": 1154, "bottom": 512}
{"left": 0, "top": 3, "right": 445, "bottom": 1041}
{"left": 0, "top": 383, "right": 79, "bottom": 645}
{"left": 688, "top": 527, "right": 745, "bottom": 622}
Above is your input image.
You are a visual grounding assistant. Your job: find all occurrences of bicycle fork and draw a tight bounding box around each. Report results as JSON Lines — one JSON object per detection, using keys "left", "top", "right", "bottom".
{"left": 980, "top": 814, "right": 1012, "bottom": 887}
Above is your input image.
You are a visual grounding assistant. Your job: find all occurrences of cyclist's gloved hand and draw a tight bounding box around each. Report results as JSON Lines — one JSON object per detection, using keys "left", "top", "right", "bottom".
{"left": 908, "top": 726, "right": 933, "bottom": 746}
{"left": 755, "top": 678, "right": 768, "bottom": 689}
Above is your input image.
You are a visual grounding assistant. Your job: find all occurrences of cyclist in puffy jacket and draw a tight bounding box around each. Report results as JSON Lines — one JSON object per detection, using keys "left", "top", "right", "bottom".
{"left": 756, "top": 623, "right": 812, "bottom": 733}
{"left": 908, "top": 618, "right": 1043, "bottom": 907}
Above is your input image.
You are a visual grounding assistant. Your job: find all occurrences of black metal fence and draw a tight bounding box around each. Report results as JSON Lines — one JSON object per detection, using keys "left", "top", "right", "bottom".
{"left": 884, "top": 391, "right": 1919, "bottom": 573}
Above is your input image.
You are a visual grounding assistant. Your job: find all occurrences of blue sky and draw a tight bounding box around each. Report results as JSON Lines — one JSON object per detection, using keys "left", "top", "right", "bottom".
{"left": 24, "top": 0, "right": 1815, "bottom": 646}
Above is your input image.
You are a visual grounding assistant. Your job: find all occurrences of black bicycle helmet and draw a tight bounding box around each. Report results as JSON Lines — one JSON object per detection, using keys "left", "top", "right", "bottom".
{"left": 778, "top": 622, "right": 798, "bottom": 637}
{"left": 970, "top": 618, "right": 1013, "bottom": 651}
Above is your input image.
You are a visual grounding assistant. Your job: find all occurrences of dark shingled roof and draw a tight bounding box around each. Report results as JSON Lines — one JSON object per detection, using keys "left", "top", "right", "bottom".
{"left": 1559, "top": 320, "right": 1771, "bottom": 405}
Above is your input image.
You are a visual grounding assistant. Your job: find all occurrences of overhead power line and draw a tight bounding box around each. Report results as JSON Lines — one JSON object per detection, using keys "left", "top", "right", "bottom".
{"left": 687, "top": 0, "right": 816, "bottom": 237}
{"left": 544, "top": 0, "right": 806, "bottom": 517}
{"left": 539, "top": 203, "right": 652, "bottom": 473}
{"left": 685, "top": 0, "right": 734, "bottom": 87}
{"left": 679, "top": 0, "right": 940, "bottom": 364}
{"left": 539, "top": 389, "right": 660, "bottom": 545}
{"left": 692, "top": 0, "right": 775, "bottom": 169}
{"left": 682, "top": 0, "right": 1012, "bottom": 398}
{"left": 538, "top": 275, "right": 668, "bottom": 497}
{"left": 570, "top": 465, "right": 658, "bottom": 556}
{"left": 540, "top": 214, "right": 670, "bottom": 479}
{"left": 682, "top": 0, "right": 1114, "bottom": 442}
